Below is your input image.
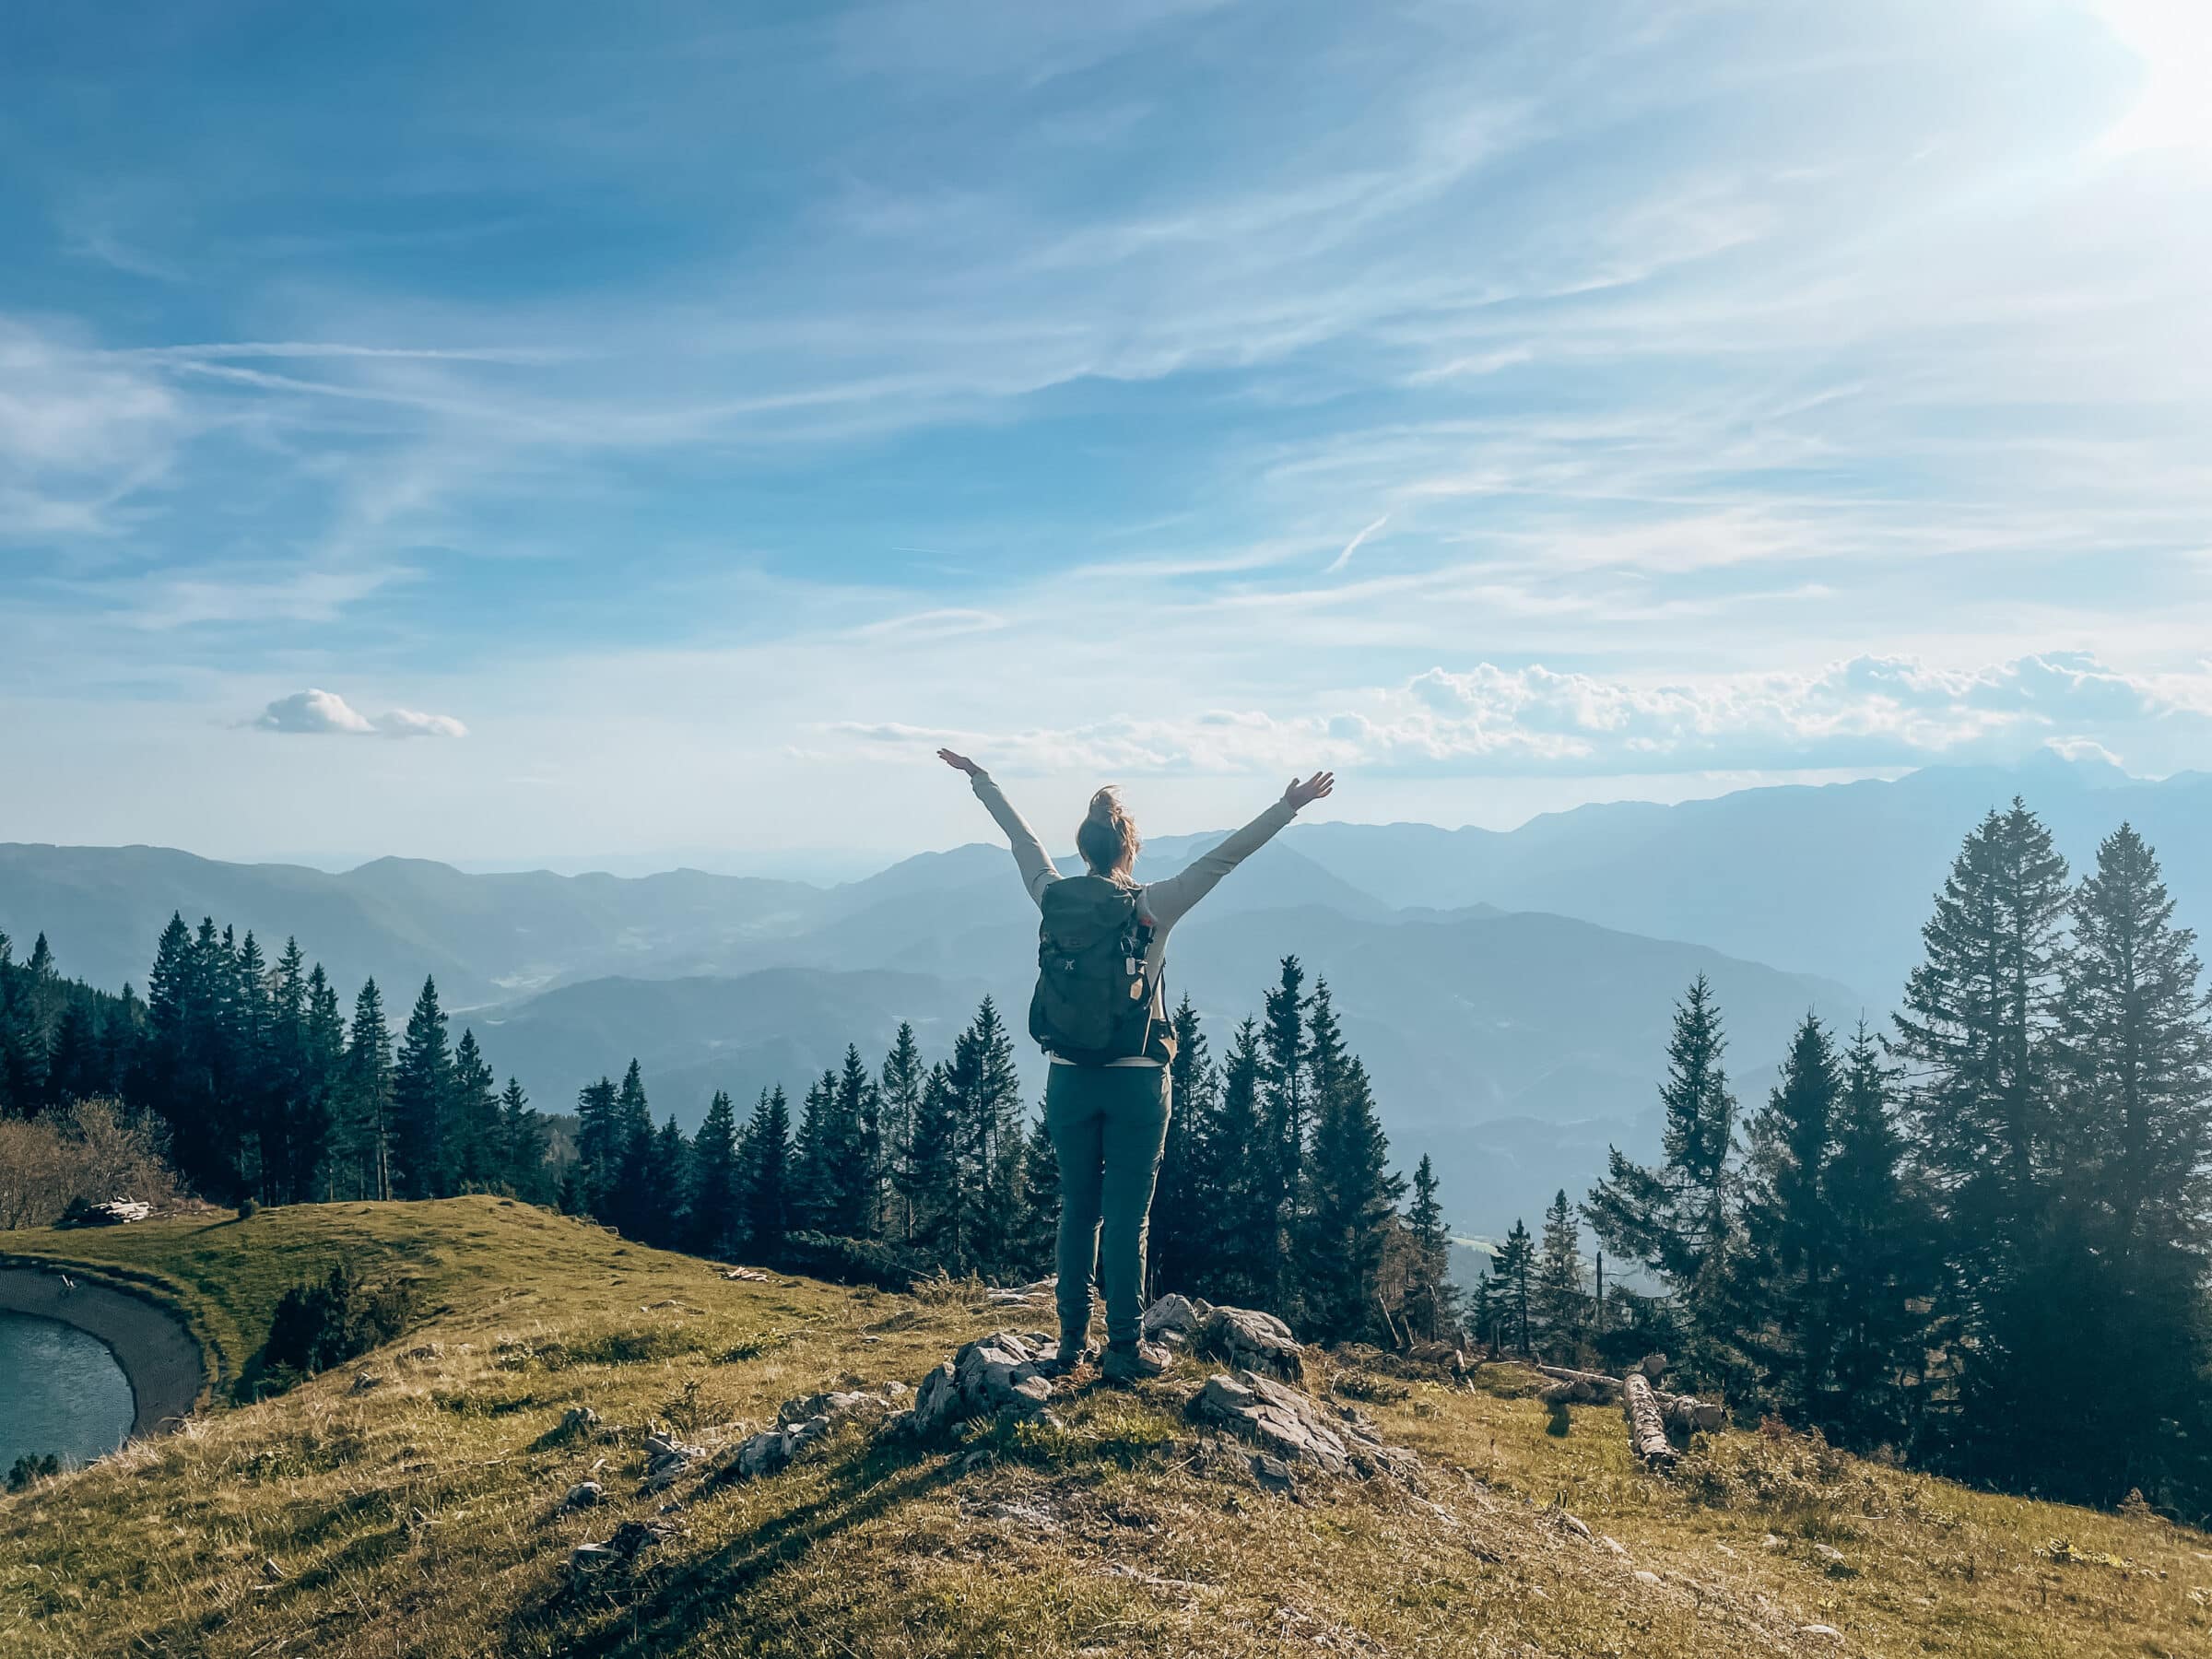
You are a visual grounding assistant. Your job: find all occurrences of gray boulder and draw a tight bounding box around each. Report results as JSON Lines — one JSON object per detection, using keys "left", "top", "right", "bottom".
{"left": 908, "top": 1331, "right": 1056, "bottom": 1437}
{"left": 1193, "top": 1370, "right": 1417, "bottom": 1482}
{"left": 1194, "top": 1306, "right": 1306, "bottom": 1385}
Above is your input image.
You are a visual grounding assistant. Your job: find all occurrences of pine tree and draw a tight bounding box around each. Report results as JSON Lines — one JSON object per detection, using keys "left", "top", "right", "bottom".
{"left": 739, "top": 1086, "right": 793, "bottom": 1261}
{"left": 1401, "top": 1154, "right": 1460, "bottom": 1344}
{"left": 688, "top": 1089, "right": 741, "bottom": 1256}
{"left": 2055, "top": 823, "right": 2212, "bottom": 1500}
{"left": 1825, "top": 1023, "right": 1926, "bottom": 1449}
{"left": 1585, "top": 975, "right": 1739, "bottom": 1384}
{"left": 902, "top": 1063, "right": 961, "bottom": 1264}
{"left": 607, "top": 1060, "right": 657, "bottom": 1237}
{"left": 1494, "top": 1218, "right": 1535, "bottom": 1355}
{"left": 941, "top": 998, "right": 1023, "bottom": 1277}
{"left": 1206, "top": 1018, "right": 1274, "bottom": 1305}
{"left": 500, "top": 1077, "right": 547, "bottom": 1202}
{"left": 1735, "top": 1013, "right": 1845, "bottom": 1418}
{"left": 294, "top": 963, "right": 344, "bottom": 1200}
{"left": 1890, "top": 799, "right": 2071, "bottom": 1458}
{"left": 1532, "top": 1190, "right": 1588, "bottom": 1362}
{"left": 878, "top": 1022, "right": 924, "bottom": 1241}
{"left": 1014, "top": 1109, "right": 1061, "bottom": 1278}
{"left": 1256, "top": 957, "right": 1310, "bottom": 1304}
{"left": 1298, "top": 982, "right": 1403, "bottom": 1342}
{"left": 447, "top": 1029, "right": 501, "bottom": 1191}
{"left": 574, "top": 1077, "right": 621, "bottom": 1215}
{"left": 340, "top": 979, "right": 394, "bottom": 1201}
{"left": 646, "top": 1115, "right": 690, "bottom": 1249}
{"left": 792, "top": 1068, "right": 841, "bottom": 1232}
{"left": 1150, "top": 995, "right": 1220, "bottom": 1299}
{"left": 390, "top": 976, "right": 454, "bottom": 1200}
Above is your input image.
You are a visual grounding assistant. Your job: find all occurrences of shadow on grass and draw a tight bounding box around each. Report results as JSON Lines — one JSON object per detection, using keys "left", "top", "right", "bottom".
{"left": 512, "top": 1438, "right": 966, "bottom": 1658}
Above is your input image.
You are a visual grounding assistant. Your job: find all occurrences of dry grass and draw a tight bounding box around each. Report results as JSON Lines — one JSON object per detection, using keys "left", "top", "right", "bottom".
{"left": 4, "top": 1197, "right": 2209, "bottom": 1657}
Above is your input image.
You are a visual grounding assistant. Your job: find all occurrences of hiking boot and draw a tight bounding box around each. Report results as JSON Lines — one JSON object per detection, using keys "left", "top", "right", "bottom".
{"left": 1038, "top": 1336, "right": 1096, "bottom": 1378}
{"left": 1100, "top": 1338, "right": 1173, "bottom": 1384}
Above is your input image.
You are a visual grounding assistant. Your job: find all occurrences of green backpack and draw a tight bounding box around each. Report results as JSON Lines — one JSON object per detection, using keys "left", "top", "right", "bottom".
{"left": 1030, "top": 876, "right": 1159, "bottom": 1065}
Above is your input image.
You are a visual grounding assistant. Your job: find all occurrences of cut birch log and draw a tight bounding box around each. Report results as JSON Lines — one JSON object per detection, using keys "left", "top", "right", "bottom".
{"left": 1623, "top": 1372, "right": 1678, "bottom": 1467}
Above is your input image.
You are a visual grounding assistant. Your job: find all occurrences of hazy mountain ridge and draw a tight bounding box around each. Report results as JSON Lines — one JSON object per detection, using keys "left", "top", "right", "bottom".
{"left": 6, "top": 759, "right": 2194, "bottom": 1227}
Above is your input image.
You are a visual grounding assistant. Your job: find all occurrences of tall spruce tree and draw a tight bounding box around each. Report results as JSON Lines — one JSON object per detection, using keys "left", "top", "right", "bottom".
{"left": 574, "top": 1076, "right": 621, "bottom": 1216}
{"left": 294, "top": 962, "right": 344, "bottom": 1200}
{"left": 646, "top": 1115, "right": 690, "bottom": 1249}
{"left": 448, "top": 1029, "right": 501, "bottom": 1191}
{"left": 1825, "top": 1023, "right": 1925, "bottom": 1449}
{"left": 688, "top": 1089, "right": 742, "bottom": 1256}
{"left": 902, "top": 1062, "right": 962, "bottom": 1265}
{"left": 1493, "top": 1219, "right": 1535, "bottom": 1355}
{"left": 739, "top": 1086, "right": 793, "bottom": 1261}
{"left": 1585, "top": 975, "right": 1740, "bottom": 1385}
{"left": 499, "top": 1077, "right": 547, "bottom": 1202}
{"left": 608, "top": 1060, "right": 657, "bottom": 1237}
{"left": 340, "top": 979, "right": 394, "bottom": 1201}
{"left": 878, "top": 1022, "right": 924, "bottom": 1241}
{"left": 1150, "top": 995, "right": 1219, "bottom": 1299}
{"left": 1890, "top": 799, "right": 2071, "bottom": 1460}
{"left": 1735, "top": 1013, "right": 1845, "bottom": 1418}
{"left": 1014, "top": 1110, "right": 1061, "bottom": 1279}
{"left": 1401, "top": 1155, "right": 1460, "bottom": 1344}
{"left": 390, "top": 976, "right": 454, "bottom": 1200}
{"left": 1206, "top": 1018, "right": 1274, "bottom": 1306}
{"left": 1256, "top": 958, "right": 1311, "bottom": 1305}
{"left": 1298, "top": 982, "right": 1403, "bottom": 1342}
{"left": 1532, "top": 1189, "right": 1588, "bottom": 1362}
{"left": 2056, "top": 823, "right": 2212, "bottom": 1500}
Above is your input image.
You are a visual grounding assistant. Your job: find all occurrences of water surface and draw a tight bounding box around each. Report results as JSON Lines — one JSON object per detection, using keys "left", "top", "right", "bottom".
{"left": 0, "top": 1310, "right": 135, "bottom": 1472}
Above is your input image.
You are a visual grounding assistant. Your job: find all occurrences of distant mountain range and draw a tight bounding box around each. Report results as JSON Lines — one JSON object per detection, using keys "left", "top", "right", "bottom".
{"left": 4, "top": 757, "right": 2204, "bottom": 1230}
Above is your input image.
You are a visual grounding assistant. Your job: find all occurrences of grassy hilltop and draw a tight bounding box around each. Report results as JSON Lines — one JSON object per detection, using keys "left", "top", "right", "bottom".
{"left": 3, "top": 1196, "right": 2207, "bottom": 1658}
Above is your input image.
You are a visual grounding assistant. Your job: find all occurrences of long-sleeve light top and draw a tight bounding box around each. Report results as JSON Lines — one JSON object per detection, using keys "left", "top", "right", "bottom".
{"left": 970, "top": 770, "right": 1300, "bottom": 1062}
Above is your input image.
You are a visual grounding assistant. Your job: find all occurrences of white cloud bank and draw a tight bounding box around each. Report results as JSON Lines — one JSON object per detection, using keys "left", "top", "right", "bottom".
{"left": 254, "top": 688, "right": 466, "bottom": 740}
{"left": 840, "top": 653, "right": 2212, "bottom": 779}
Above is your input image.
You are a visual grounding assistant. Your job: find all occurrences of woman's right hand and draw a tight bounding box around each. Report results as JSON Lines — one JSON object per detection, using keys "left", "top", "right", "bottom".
{"left": 1283, "top": 770, "right": 1335, "bottom": 811}
{"left": 937, "top": 748, "right": 982, "bottom": 777}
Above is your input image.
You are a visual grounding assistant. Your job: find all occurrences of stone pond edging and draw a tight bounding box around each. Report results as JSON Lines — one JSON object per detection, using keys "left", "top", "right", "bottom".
{"left": 0, "top": 1265, "right": 207, "bottom": 1441}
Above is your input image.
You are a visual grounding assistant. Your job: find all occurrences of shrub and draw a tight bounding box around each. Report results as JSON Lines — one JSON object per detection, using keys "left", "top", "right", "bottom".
{"left": 259, "top": 1262, "right": 413, "bottom": 1381}
{"left": 0, "top": 1100, "right": 182, "bottom": 1230}
{"left": 6, "top": 1454, "right": 62, "bottom": 1493}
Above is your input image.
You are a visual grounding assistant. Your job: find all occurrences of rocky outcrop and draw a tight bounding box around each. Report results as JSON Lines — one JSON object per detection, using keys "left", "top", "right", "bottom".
{"left": 639, "top": 1431, "right": 706, "bottom": 1494}
{"left": 1138, "top": 1295, "right": 1306, "bottom": 1385}
{"left": 1193, "top": 1370, "right": 1417, "bottom": 1482}
{"left": 712, "top": 1380, "right": 913, "bottom": 1484}
{"left": 906, "top": 1331, "right": 1059, "bottom": 1437}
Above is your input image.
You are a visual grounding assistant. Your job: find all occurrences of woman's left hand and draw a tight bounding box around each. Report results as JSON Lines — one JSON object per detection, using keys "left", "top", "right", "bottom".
{"left": 1283, "top": 771, "right": 1335, "bottom": 810}
{"left": 937, "top": 748, "right": 982, "bottom": 777}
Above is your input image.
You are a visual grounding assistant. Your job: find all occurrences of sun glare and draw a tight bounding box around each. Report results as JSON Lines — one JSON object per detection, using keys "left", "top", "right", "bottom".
{"left": 2095, "top": 0, "right": 2212, "bottom": 155}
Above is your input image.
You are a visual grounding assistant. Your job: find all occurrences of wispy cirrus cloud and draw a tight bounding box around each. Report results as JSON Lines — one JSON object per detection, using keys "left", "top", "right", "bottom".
{"left": 253, "top": 688, "right": 466, "bottom": 739}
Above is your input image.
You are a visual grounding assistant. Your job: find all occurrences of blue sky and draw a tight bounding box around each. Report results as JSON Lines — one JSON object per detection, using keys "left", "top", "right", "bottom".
{"left": 3, "top": 0, "right": 2208, "bottom": 870}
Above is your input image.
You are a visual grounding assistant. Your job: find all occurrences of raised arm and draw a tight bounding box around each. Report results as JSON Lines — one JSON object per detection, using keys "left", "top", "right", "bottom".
{"left": 939, "top": 748, "right": 1058, "bottom": 907}
{"left": 1144, "top": 771, "right": 1335, "bottom": 928}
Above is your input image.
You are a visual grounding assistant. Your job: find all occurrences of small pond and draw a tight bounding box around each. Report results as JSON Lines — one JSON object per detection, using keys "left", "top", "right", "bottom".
{"left": 0, "top": 1310, "right": 135, "bottom": 1473}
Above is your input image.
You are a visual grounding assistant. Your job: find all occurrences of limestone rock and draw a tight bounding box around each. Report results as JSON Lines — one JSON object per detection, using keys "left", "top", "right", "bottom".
{"left": 1141, "top": 1293, "right": 1211, "bottom": 1347}
{"left": 1800, "top": 1626, "right": 1844, "bottom": 1642}
{"left": 559, "top": 1406, "right": 601, "bottom": 1436}
{"left": 568, "top": 1518, "right": 673, "bottom": 1574}
{"left": 349, "top": 1371, "right": 383, "bottom": 1395}
{"left": 1192, "top": 1369, "right": 1417, "bottom": 1482}
{"left": 908, "top": 1331, "right": 1056, "bottom": 1437}
{"left": 775, "top": 1382, "right": 909, "bottom": 1428}
{"left": 560, "top": 1480, "right": 603, "bottom": 1511}
{"left": 639, "top": 1432, "right": 706, "bottom": 1494}
{"left": 1193, "top": 1305, "right": 1306, "bottom": 1385}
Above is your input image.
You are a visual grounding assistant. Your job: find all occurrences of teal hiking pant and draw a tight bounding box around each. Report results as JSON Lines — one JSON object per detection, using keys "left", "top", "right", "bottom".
{"left": 1043, "top": 1062, "right": 1171, "bottom": 1349}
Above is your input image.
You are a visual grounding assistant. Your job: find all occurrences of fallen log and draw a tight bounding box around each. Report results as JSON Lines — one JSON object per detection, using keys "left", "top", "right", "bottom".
{"left": 1657, "top": 1391, "right": 1725, "bottom": 1433}
{"left": 1623, "top": 1372, "right": 1678, "bottom": 1467}
{"left": 1534, "top": 1363, "right": 1622, "bottom": 1402}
